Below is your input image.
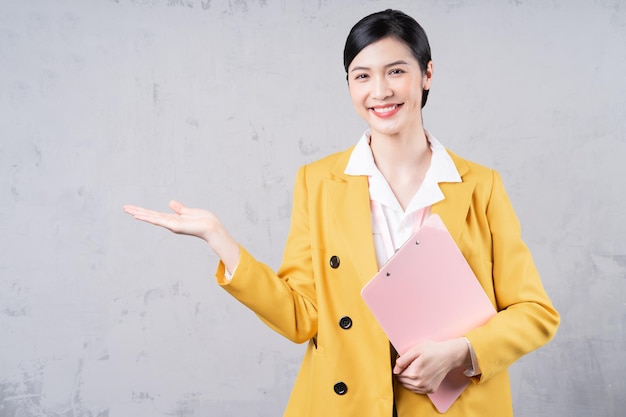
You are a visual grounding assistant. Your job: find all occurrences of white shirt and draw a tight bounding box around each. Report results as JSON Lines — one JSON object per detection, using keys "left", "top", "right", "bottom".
{"left": 344, "top": 129, "right": 481, "bottom": 377}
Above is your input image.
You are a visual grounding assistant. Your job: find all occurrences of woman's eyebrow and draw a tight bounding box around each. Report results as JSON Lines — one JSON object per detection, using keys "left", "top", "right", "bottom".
{"left": 349, "top": 60, "right": 410, "bottom": 73}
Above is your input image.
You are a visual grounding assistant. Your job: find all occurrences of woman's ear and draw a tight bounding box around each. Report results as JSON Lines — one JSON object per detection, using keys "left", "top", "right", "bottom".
{"left": 423, "top": 60, "right": 434, "bottom": 91}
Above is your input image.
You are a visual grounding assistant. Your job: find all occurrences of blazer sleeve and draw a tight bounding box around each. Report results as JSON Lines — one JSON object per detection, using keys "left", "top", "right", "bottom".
{"left": 465, "top": 170, "right": 560, "bottom": 382}
{"left": 215, "top": 165, "right": 318, "bottom": 344}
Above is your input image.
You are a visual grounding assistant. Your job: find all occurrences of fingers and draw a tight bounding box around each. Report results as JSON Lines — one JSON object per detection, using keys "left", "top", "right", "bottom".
{"left": 123, "top": 202, "right": 185, "bottom": 219}
{"left": 123, "top": 205, "right": 148, "bottom": 217}
{"left": 393, "top": 342, "right": 446, "bottom": 394}
{"left": 394, "top": 345, "right": 421, "bottom": 374}
{"left": 169, "top": 200, "right": 186, "bottom": 214}
{"left": 395, "top": 375, "right": 435, "bottom": 394}
{"left": 123, "top": 205, "right": 159, "bottom": 219}
{"left": 395, "top": 363, "right": 440, "bottom": 394}
{"left": 393, "top": 363, "right": 405, "bottom": 375}
{"left": 123, "top": 205, "right": 172, "bottom": 229}
{"left": 394, "top": 356, "right": 410, "bottom": 373}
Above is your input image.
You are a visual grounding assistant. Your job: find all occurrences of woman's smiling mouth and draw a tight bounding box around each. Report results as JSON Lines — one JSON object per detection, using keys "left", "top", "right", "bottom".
{"left": 370, "top": 103, "right": 403, "bottom": 117}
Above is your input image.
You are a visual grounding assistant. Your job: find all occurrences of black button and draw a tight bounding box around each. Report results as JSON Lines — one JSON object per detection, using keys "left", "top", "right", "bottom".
{"left": 329, "top": 255, "right": 340, "bottom": 269}
{"left": 339, "top": 316, "right": 352, "bottom": 329}
{"left": 333, "top": 382, "right": 348, "bottom": 395}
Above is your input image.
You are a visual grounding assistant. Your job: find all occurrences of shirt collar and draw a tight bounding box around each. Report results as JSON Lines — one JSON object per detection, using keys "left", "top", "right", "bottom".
{"left": 344, "top": 129, "right": 462, "bottom": 213}
{"left": 344, "top": 130, "right": 378, "bottom": 176}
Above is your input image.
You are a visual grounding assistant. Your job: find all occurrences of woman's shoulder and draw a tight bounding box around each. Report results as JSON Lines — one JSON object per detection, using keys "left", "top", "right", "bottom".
{"left": 446, "top": 149, "right": 497, "bottom": 181}
{"left": 298, "top": 146, "right": 356, "bottom": 179}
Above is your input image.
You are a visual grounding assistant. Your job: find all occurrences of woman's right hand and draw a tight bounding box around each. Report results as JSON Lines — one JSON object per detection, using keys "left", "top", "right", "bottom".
{"left": 124, "top": 200, "right": 218, "bottom": 241}
{"left": 123, "top": 200, "right": 240, "bottom": 272}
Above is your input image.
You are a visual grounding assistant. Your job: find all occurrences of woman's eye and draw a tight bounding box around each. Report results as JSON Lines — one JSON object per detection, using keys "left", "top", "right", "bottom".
{"left": 389, "top": 69, "right": 404, "bottom": 75}
{"left": 354, "top": 74, "right": 368, "bottom": 80}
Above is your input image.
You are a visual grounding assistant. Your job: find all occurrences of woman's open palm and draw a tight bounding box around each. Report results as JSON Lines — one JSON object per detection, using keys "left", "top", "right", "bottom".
{"left": 124, "top": 200, "right": 219, "bottom": 242}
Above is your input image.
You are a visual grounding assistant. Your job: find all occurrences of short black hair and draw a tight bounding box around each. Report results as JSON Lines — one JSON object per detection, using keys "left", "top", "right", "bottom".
{"left": 343, "top": 9, "right": 432, "bottom": 107}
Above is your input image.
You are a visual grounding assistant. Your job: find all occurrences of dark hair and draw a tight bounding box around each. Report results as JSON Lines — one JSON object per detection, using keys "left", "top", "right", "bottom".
{"left": 343, "top": 9, "right": 432, "bottom": 107}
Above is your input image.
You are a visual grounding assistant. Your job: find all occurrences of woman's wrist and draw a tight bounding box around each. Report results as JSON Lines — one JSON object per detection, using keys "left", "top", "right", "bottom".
{"left": 204, "top": 221, "right": 241, "bottom": 273}
{"left": 449, "top": 338, "right": 472, "bottom": 370}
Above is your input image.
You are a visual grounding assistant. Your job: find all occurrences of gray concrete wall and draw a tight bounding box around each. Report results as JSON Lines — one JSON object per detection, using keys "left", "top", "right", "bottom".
{"left": 1, "top": 0, "right": 624, "bottom": 416}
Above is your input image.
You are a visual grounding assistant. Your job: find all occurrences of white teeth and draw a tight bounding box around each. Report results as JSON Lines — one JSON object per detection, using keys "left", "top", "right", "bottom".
{"left": 372, "top": 105, "right": 397, "bottom": 113}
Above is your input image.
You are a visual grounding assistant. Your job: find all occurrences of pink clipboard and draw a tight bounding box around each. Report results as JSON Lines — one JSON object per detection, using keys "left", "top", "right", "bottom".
{"left": 361, "top": 214, "right": 496, "bottom": 413}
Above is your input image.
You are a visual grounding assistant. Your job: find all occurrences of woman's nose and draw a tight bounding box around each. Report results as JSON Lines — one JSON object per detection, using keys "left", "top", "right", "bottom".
{"left": 371, "top": 76, "right": 392, "bottom": 100}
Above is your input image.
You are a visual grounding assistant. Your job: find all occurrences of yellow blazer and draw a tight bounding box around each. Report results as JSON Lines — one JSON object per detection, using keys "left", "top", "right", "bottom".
{"left": 217, "top": 146, "right": 559, "bottom": 417}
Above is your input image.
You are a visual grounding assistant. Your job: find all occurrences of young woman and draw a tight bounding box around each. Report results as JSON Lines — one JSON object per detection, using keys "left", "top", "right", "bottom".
{"left": 124, "top": 9, "right": 559, "bottom": 417}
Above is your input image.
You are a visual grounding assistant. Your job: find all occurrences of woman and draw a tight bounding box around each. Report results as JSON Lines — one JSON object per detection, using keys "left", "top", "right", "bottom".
{"left": 124, "top": 9, "right": 559, "bottom": 417}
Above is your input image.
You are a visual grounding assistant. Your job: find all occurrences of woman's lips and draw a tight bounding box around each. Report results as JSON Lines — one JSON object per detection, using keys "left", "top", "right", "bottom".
{"left": 370, "top": 104, "right": 402, "bottom": 118}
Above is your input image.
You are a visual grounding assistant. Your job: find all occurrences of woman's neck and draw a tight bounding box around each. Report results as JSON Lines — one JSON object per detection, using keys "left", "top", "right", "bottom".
{"left": 369, "top": 128, "right": 432, "bottom": 211}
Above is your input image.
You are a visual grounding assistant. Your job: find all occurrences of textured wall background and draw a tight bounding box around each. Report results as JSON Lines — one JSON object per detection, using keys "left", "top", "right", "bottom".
{"left": 1, "top": 0, "right": 624, "bottom": 416}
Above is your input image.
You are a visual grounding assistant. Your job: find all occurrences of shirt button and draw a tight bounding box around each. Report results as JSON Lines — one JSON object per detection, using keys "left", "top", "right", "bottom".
{"left": 329, "top": 255, "right": 340, "bottom": 269}
{"left": 333, "top": 381, "right": 348, "bottom": 395}
{"left": 339, "top": 316, "right": 352, "bottom": 330}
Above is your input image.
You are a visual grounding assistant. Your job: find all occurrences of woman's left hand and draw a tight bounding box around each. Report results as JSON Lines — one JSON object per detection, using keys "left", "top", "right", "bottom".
{"left": 393, "top": 338, "right": 470, "bottom": 394}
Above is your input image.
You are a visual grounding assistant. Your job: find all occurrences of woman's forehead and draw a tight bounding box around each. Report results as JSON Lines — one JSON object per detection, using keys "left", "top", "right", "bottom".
{"left": 349, "top": 37, "right": 418, "bottom": 70}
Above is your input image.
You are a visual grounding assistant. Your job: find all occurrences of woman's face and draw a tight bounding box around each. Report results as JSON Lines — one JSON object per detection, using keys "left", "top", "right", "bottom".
{"left": 347, "top": 37, "right": 432, "bottom": 138}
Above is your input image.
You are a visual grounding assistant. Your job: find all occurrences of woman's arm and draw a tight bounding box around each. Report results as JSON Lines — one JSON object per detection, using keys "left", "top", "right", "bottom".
{"left": 465, "top": 170, "right": 560, "bottom": 382}
{"left": 123, "top": 165, "right": 319, "bottom": 344}
{"left": 215, "top": 165, "right": 318, "bottom": 343}
{"left": 392, "top": 169, "right": 559, "bottom": 392}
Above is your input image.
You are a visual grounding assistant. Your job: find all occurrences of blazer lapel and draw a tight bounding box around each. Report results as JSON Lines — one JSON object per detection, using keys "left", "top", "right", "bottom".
{"left": 325, "top": 151, "right": 379, "bottom": 286}
{"left": 431, "top": 151, "right": 475, "bottom": 243}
